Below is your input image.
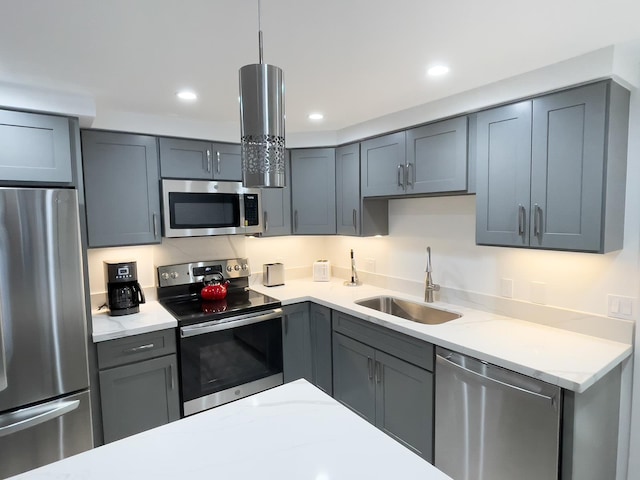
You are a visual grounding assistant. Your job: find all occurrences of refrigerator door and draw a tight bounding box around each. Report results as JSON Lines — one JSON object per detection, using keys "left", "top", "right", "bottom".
{"left": 0, "top": 188, "right": 89, "bottom": 413}
{"left": 0, "top": 390, "right": 93, "bottom": 478}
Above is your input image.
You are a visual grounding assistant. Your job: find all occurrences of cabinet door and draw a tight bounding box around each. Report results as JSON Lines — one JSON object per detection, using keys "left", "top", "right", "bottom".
{"left": 360, "top": 132, "right": 406, "bottom": 197}
{"left": 332, "top": 333, "right": 376, "bottom": 424}
{"left": 282, "top": 303, "right": 312, "bottom": 383}
{"left": 375, "top": 350, "right": 433, "bottom": 461}
{"left": 310, "top": 304, "right": 332, "bottom": 395}
{"left": 336, "top": 143, "right": 361, "bottom": 235}
{"left": 159, "top": 137, "right": 212, "bottom": 179}
{"left": 212, "top": 143, "right": 242, "bottom": 181}
{"left": 476, "top": 101, "right": 532, "bottom": 247}
{"left": 99, "top": 355, "right": 180, "bottom": 443}
{"left": 406, "top": 116, "right": 468, "bottom": 194}
{"left": 0, "top": 110, "right": 72, "bottom": 183}
{"left": 290, "top": 148, "right": 336, "bottom": 235}
{"left": 530, "top": 82, "right": 607, "bottom": 251}
{"left": 82, "top": 131, "right": 161, "bottom": 247}
{"left": 261, "top": 151, "right": 291, "bottom": 236}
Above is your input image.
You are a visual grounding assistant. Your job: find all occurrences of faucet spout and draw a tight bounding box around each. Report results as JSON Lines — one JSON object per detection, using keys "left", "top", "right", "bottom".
{"left": 424, "top": 246, "right": 440, "bottom": 303}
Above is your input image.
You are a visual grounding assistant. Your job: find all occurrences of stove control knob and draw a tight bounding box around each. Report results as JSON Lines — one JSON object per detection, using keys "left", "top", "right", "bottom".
{"left": 234, "top": 265, "right": 240, "bottom": 271}
{"left": 161, "top": 272, "right": 170, "bottom": 281}
{"left": 226, "top": 265, "right": 233, "bottom": 273}
{"left": 170, "top": 272, "right": 179, "bottom": 279}
{"left": 242, "top": 264, "right": 249, "bottom": 271}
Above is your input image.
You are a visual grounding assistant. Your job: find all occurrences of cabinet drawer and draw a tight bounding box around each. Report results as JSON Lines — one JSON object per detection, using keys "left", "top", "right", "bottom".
{"left": 97, "top": 329, "right": 176, "bottom": 369}
{"left": 332, "top": 311, "right": 433, "bottom": 371}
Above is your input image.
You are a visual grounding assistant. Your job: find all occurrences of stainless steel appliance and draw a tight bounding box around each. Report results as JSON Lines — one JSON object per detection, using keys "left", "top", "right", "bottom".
{"left": 161, "top": 179, "right": 262, "bottom": 237}
{"left": 435, "top": 347, "right": 562, "bottom": 480}
{"left": 157, "top": 258, "right": 282, "bottom": 416}
{"left": 0, "top": 187, "right": 92, "bottom": 479}
{"left": 105, "top": 261, "right": 145, "bottom": 316}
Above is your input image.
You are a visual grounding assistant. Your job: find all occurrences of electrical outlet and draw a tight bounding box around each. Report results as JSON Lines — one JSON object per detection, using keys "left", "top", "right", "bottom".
{"left": 530, "top": 281, "right": 547, "bottom": 305}
{"left": 500, "top": 278, "right": 513, "bottom": 298}
{"left": 364, "top": 258, "right": 376, "bottom": 272}
{"left": 608, "top": 294, "right": 635, "bottom": 320}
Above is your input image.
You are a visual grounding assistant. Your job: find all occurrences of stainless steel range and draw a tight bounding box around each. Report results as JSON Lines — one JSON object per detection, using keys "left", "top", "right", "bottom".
{"left": 157, "top": 258, "right": 283, "bottom": 416}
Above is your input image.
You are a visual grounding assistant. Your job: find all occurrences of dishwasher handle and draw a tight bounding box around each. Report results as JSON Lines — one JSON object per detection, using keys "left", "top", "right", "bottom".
{"left": 436, "top": 351, "right": 558, "bottom": 408}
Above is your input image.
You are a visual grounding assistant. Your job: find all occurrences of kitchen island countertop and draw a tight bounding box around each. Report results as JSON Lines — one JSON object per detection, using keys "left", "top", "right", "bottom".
{"left": 9, "top": 380, "right": 451, "bottom": 480}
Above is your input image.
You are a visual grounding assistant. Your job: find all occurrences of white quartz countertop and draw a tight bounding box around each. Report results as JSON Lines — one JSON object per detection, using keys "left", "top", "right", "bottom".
{"left": 251, "top": 278, "right": 632, "bottom": 393}
{"left": 10, "top": 380, "right": 451, "bottom": 480}
{"left": 92, "top": 301, "right": 177, "bottom": 342}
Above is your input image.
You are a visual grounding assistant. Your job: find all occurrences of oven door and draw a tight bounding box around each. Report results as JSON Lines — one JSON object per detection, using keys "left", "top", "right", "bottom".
{"left": 179, "top": 308, "right": 283, "bottom": 416}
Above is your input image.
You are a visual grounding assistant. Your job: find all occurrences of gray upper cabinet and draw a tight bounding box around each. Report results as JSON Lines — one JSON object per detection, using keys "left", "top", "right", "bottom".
{"left": 82, "top": 130, "right": 161, "bottom": 247}
{"left": 336, "top": 143, "right": 361, "bottom": 235}
{"left": 476, "top": 80, "right": 629, "bottom": 253}
{"left": 405, "top": 116, "right": 468, "bottom": 194}
{"left": 159, "top": 137, "right": 242, "bottom": 181}
{"left": 290, "top": 148, "right": 336, "bottom": 235}
{"left": 360, "top": 132, "right": 406, "bottom": 197}
{"left": 261, "top": 151, "right": 291, "bottom": 237}
{"left": 0, "top": 110, "right": 72, "bottom": 183}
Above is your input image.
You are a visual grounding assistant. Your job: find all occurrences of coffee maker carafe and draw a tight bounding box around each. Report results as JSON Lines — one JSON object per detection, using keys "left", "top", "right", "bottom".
{"left": 105, "top": 261, "right": 146, "bottom": 316}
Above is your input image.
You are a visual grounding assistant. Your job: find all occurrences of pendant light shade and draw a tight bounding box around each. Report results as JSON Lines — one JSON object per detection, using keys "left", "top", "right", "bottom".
{"left": 239, "top": 63, "right": 285, "bottom": 188}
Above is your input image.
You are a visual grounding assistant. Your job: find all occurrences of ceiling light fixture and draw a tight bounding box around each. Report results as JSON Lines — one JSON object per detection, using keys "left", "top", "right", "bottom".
{"left": 176, "top": 90, "right": 197, "bottom": 101}
{"left": 427, "top": 65, "right": 450, "bottom": 76}
{"left": 239, "top": 0, "right": 286, "bottom": 188}
{"left": 308, "top": 113, "right": 324, "bottom": 121}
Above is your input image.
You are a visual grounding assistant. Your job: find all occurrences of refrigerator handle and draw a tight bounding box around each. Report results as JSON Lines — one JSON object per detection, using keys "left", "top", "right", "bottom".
{"left": 0, "top": 296, "right": 6, "bottom": 392}
{"left": 0, "top": 400, "right": 80, "bottom": 438}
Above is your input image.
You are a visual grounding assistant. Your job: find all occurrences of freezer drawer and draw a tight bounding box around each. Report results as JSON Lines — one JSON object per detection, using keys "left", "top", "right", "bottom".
{"left": 0, "top": 390, "right": 93, "bottom": 478}
{"left": 435, "top": 347, "right": 561, "bottom": 480}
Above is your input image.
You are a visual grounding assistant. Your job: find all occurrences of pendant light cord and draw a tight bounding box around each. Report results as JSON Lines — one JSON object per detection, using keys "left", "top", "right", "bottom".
{"left": 258, "top": 0, "right": 263, "bottom": 64}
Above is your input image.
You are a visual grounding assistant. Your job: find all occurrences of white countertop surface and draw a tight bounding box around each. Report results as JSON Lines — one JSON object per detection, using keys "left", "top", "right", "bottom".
{"left": 10, "top": 380, "right": 451, "bottom": 480}
{"left": 92, "top": 301, "right": 177, "bottom": 342}
{"left": 251, "top": 278, "right": 632, "bottom": 393}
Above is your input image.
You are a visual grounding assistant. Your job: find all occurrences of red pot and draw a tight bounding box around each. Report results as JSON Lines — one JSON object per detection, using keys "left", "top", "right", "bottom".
{"left": 201, "top": 277, "right": 230, "bottom": 300}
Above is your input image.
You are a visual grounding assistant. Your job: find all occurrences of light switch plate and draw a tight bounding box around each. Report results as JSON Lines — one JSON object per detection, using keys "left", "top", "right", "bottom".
{"left": 500, "top": 278, "right": 513, "bottom": 298}
{"left": 530, "top": 281, "right": 547, "bottom": 305}
{"left": 607, "top": 294, "right": 636, "bottom": 320}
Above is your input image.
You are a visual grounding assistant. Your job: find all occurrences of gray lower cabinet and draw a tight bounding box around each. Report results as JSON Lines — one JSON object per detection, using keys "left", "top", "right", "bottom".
{"left": 0, "top": 109, "right": 72, "bottom": 183}
{"left": 290, "top": 148, "right": 336, "bottom": 234}
{"left": 97, "top": 330, "right": 180, "bottom": 444}
{"left": 282, "top": 303, "right": 333, "bottom": 395}
{"left": 81, "top": 130, "right": 161, "bottom": 247}
{"left": 332, "top": 312, "right": 433, "bottom": 461}
{"left": 476, "top": 80, "right": 629, "bottom": 253}
{"left": 261, "top": 151, "right": 292, "bottom": 236}
{"left": 159, "top": 137, "right": 242, "bottom": 181}
{"left": 336, "top": 143, "right": 389, "bottom": 237}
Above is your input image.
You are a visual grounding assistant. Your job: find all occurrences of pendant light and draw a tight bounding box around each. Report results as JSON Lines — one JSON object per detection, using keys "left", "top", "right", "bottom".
{"left": 239, "top": 0, "right": 285, "bottom": 188}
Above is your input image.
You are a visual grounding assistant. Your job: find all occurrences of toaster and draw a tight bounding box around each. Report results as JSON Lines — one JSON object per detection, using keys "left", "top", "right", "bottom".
{"left": 263, "top": 263, "right": 285, "bottom": 287}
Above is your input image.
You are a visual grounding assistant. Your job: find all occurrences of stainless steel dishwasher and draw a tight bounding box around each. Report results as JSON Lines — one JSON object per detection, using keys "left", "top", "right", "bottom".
{"left": 435, "top": 347, "right": 562, "bottom": 480}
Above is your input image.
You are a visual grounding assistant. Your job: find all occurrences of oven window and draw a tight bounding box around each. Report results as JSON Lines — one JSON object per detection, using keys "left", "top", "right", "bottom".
{"left": 180, "top": 317, "right": 283, "bottom": 402}
{"left": 169, "top": 192, "right": 239, "bottom": 229}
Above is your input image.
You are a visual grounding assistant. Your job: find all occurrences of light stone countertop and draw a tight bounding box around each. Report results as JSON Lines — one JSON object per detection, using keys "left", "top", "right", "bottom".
{"left": 92, "top": 301, "right": 177, "bottom": 342}
{"left": 9, "top": 379, "right": 452, "bottom": 480}
{"left": 250, "top": 278, "right": 632, "bottom": 394}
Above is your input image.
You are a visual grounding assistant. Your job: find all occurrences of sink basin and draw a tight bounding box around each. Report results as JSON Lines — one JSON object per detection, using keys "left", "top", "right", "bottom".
{"left": 355, "top": 296, "right": 461, "bottom": 325}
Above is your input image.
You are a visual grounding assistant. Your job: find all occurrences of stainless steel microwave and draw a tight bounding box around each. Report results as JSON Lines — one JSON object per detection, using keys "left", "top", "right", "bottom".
{"left": 161, "top": 179, "right": 262, "bottom": 237}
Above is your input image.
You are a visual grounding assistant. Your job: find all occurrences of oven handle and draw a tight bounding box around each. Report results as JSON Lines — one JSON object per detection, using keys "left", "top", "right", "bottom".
{"left": 180, "top": 308, "right": 283, "bottom": 338}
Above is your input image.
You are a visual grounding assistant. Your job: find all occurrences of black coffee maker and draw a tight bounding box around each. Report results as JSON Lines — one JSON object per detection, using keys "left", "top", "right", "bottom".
{"left": 105, "top": 261, "right": 146, "bottom": 316}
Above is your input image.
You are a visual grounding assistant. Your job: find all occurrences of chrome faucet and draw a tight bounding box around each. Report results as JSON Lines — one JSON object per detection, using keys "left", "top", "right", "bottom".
{"left": 424, "top": 246, "right": 440, "bottom": 303}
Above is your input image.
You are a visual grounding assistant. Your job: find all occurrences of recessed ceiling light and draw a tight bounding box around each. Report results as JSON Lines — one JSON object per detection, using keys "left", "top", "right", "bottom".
{"left": 308, "top": 113, "right": 324, "bottom": 121}
{"left": 176, "top": 90, "right": 197, "bottom": 101}
{"left": 427, "top": 65, "right": 449, "bottom": 77}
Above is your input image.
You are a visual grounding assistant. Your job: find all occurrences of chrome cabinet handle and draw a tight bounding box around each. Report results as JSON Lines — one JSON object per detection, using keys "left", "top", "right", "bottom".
{"left": 206, "top": 149, "right": 212, "bottom": 173}
{"left": 152, "top": 213, "right": 158, "bottom": 238}
{"left": 0, "top": 399, "right": 80, "bottom": 438}
{"left": 534, "top": 204, "right": 543, "bottom": 238}
{"left": 406, "top": 163, "right": 414, "bottom": 187}
{"left": 352, "top": 209, "right": 357, "bottom": 232}
{"left": 397, "top": 164, "right": 405, "bottom": 189}
{"left": 367, "top": 357, "right": 373, "bottom": 380}
{"left": 169, "top": 364, "right": 175, "bottom": 390}
{"left": 518, "top": 205, "right": 525, "bottom": 236}
{"left": 294, "top": 210, "right": 299, "bottom": 232}
{"left": 124, "top": 343, "right": 155, "bottom": 354}
{"left": 264, "top": 211, "right": 269, "bottom": 233}
{"left": 216, "top": 151, "right": 221, "bottom": 174}
{"left": 375, "top": 361, "right": 382, "bottom": 384}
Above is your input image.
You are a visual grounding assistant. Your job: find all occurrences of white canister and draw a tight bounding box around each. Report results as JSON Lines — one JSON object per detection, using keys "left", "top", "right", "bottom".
{"left": 313, "top": 260, "right": 331, "bottom": 282}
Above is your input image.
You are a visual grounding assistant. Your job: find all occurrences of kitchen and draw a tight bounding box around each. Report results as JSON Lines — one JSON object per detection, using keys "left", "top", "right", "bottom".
{"left": 0, "top": 1, "right": 639, "bottom": 479}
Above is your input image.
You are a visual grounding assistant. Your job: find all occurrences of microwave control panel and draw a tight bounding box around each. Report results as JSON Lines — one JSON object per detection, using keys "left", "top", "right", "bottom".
{"left": 243, "top": 194, "right": 259, "bottom": 226}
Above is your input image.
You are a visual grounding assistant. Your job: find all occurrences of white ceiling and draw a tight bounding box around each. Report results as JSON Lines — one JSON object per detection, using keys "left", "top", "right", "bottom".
{"left": 1, "top": 0, "right": 639, "bottom": 134}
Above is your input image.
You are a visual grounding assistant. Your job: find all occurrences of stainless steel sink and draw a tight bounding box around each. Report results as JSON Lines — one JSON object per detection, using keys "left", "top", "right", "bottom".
{"left": 355, "top": 296, "right": 461, "bottom": 325}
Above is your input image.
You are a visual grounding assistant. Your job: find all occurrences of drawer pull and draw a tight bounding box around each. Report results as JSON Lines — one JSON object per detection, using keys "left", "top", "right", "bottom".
{"left": 124, "top": 343, "right": 155, "bottom": 354}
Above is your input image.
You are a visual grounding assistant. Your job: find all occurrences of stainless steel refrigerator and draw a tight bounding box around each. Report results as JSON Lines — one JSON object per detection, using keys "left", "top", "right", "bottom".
{"left": 0, "top": 188, "right": 93, "bottom": 479}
